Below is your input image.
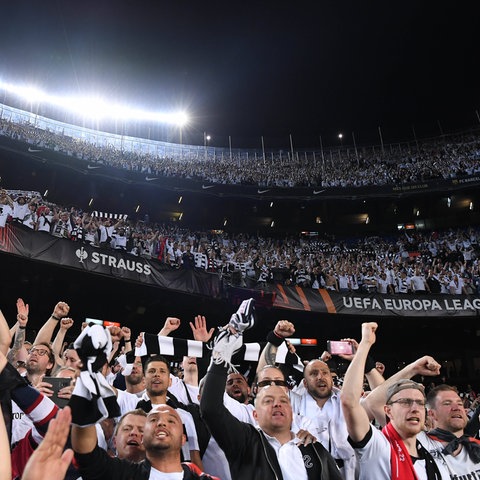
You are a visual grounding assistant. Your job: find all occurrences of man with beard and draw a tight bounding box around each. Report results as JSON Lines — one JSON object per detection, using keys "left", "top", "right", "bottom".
{"left": 11, "top": 342, "right": 56, "bottom": 444}
{"left": 73, "top": 405, "right": 218, "bottom": 479}
{"left": 200, "top": 323, "right": 342, "bottom": 480}
{"left": 290, "top": 359, "right": 359, "bottom": 479}
{"left": 225, "top": 373, "right": 250, "bottom": 405}
{"left": 419, "top": 384, "right": 480, "bottom": 478}
{"left": 125, "top": 357, "right": 146, "bottom": 397}
{"left": 260, "top": 319, "right": 371, "bottom": 479}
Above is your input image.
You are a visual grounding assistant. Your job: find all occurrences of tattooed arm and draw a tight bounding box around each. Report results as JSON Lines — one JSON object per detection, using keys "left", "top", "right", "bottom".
{"left": 256, "top": 320, "right": 295, "bottom": 373}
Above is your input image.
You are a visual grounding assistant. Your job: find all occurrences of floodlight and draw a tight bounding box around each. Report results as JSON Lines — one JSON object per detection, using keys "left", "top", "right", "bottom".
{"left": 0, "top": 80, "right": 190, "bottom": 127}
{"left": 338, "top": 133, "right": 343, "bottom": 139}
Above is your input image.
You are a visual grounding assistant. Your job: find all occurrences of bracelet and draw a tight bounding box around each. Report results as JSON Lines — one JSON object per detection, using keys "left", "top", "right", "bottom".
{"left": 51, "top": 314, "right": 62, "bottom": 321}
{"left": 266, "top": 330, "right": 285, "bottom": 347}
{"left": 18, "top": 325, "right": 26, "bottom": 330}
{"left": 124, "top": 339, "right": 131, "bottom": 342}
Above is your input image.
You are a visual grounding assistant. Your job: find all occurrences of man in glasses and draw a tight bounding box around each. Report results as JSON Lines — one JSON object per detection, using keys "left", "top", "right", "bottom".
{"left": 341, "top": 322, "right": 447, "bottom": 479}
{"left": 12, "top": 342, "right": 55, "bottom": 444}
{"left": 24, "top": 342, "right": 55, "bottom": 386}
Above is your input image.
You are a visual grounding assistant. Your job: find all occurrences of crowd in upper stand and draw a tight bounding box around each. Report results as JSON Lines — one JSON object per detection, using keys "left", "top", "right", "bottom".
{"left": 1, "top": 116, "right": 480, "bottom": 188}
{"left": 1, "top": 187, "right": 480, "bottom": 295}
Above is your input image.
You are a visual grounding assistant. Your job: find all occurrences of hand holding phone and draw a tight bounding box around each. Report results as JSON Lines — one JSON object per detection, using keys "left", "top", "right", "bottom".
{"left": 41, "top": 376, "right": 73, "bottom": 408}
{"left": 327, "top": 340, "right": 355, "bottom": 356}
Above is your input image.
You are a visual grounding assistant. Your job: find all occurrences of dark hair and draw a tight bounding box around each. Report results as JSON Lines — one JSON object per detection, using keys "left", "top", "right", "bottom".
{"left": 426, "top": 384, "right": 458, "bottom": 409}
{"left": 143, "top": 355, "right": 171, "bottom": 373}
{"left": 32, "top": 342, "right": 55, "bottom": 374}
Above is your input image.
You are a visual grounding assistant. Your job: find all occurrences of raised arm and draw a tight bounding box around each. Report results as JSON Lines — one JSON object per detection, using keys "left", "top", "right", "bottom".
{"left": 120, "top": 326, "right": 132, "bottom": 354}
{"left": 158, "top": 316, "right": 181, "bottom": 336}
{"left": 0, "top": 308, "right": 13, "bottom": 357}
{"left": 71, "top": 424, "right": 98, "bottom": 454}
{"left": 341, "top": 322, "right": 378, "bottom": 443}
{"left": 6, "top": 299, "right": 29, "bottom": 364}
{"left": 361, "top": 354, "right": 441, "bottom": 426}
{"left": 51, "top": 318, "right": 74, "bottom": 369}
{"left": 34, "top": 301, "right": 70, "bottom": 345}
{"left": 336, "top": 337, "right": 385, "bottom": 393}
{"left": 189, "top": 315, "right": 214, "bottom": 380}
{"left": 256, "top": 320, "right": 294, "bottom": 373}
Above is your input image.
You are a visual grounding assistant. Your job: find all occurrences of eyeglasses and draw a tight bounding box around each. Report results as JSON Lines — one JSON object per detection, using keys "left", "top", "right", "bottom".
{"left": 388, "top": 398, "right": 426, "bottom": 408}
{"left": 256, "top": 379, "right": 288, "bottom": 388}
{"left": 29, "top": 348, "right": 50, "bottom": 357}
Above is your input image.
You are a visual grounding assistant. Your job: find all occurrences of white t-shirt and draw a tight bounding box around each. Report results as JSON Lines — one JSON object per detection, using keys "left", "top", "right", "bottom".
{"left": 418, "top": 431, "right": 480, "bottom": 478}
{"left": 148, "top": 468, "right": 184, "bottom": 479}
{"left": 0, "top": 203, "right": 13, "bottom": 227}
{"left": 290, "top": 388, "right": 356, "bottom": 479}
{"left": 353, "top": 426, "right": 450, "bottom": 480}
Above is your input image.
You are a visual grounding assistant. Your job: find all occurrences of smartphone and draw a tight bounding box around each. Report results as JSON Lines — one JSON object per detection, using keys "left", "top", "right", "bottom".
{"left": 327, "top": 340, "right": 355, "bottom": 356}
{"left": 86, "top": 318, "right": 121, "bottom": 328}
{"left": 43, "top": 376, "right": 72, "bottom": 408}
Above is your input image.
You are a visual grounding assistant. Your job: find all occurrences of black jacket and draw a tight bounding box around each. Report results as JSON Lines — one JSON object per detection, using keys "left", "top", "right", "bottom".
{"left": 75, "top": 445, "right": 217, "bottom": 480}
{"left": 200, "top": 363, "right": 343, "bottom": 480}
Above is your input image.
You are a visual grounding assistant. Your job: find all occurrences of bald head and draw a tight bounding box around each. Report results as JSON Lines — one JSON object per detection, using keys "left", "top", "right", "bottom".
{"left": 303, "top": 359, "right": 333, "bottom": 400}
{"left": 143, "top": 405, "right": 186, "bottom": 457}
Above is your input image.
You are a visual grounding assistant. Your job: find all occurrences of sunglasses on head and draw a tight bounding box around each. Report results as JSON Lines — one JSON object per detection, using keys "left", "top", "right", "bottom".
{"left": 256, "top": 379, "right": 288, "bottom": 388}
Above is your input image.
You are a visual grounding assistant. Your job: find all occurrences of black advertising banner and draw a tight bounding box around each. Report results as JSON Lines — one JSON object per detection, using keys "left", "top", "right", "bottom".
{"left": 2, "top": 224, "right": 480, "bottom": 317}
{"left": 273, "top": 284, "right": 480, "bottom": 317}
{"left": 0, "top": 224, "right": 222, "bottom": 298}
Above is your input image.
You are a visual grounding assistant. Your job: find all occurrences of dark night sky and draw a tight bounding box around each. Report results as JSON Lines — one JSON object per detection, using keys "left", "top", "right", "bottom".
{"left": 1, "top": 1, "right": 479, "bottom": 147}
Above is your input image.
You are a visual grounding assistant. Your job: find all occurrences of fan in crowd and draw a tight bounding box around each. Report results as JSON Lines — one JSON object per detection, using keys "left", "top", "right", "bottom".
{"left": 1, "top": 296, "right": 480, "bottom": 479}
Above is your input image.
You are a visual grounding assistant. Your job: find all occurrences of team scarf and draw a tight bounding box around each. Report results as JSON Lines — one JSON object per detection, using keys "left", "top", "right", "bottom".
{"left": 382, "top": 422, "right": 419, "bottom": 480}
{"left": 382, "top": 422, "right": 442, "bottom": 480}
{"left": 428, "top": 427, "right": 480, "bottom": 463}
{"left": 135, "top": 332, "right": 304, "bottom": 369}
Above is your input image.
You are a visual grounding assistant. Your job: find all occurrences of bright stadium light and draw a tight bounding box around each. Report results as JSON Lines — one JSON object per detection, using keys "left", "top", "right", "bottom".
{"left": 62, "top": 95, "right": 112, "bottom": 119}
{"left": 0, "top": 81, "right": 49, "bottom": 104}
{"left": 0, "top": 80, "right": 190, "bottom": 126}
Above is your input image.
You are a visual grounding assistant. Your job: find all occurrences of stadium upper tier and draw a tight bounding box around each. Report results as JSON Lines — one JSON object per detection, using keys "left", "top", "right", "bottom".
{"left": 1, "top": 102, "right": 480, "bottom": 192}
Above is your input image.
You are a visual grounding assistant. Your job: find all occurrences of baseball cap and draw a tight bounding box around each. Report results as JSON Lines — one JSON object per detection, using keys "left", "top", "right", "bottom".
{"left": 386, "top": 379, "right": 425, "bottom": 404}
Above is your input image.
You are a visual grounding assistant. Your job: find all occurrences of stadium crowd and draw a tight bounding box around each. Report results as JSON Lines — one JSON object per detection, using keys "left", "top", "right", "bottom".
{"left": 1, "top": 296, "right": 480, "bottom": 480}
{"left": 1, "top": 115, "right": 480, "bottom": 188}
{"left": 1, "top": 187, "right": 480, "bottom": 296}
